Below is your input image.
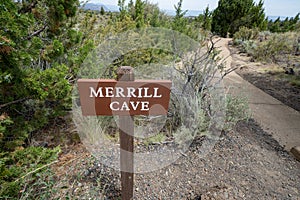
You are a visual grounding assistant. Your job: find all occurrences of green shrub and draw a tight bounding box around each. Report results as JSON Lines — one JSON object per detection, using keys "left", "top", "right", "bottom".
{"left": 290, "top": 76, "right": 300, "bottom": 87}
{"left": 144, "top": 133, "right": 166, "bottom": 146}
{"left": 257, "top": 31, "right": 272, "bottom": 41}
{"left": 241, "top": 40, "right": 257, "bottom": 55}
{"left": 0, "top": 146, "right": 60, "bottom": 199}
{"left": 233, "top": 26, "right": 259, "bottom": 42}
{"left": 0, "top": 64, "right": 72, "bottom": 151}
{"left": 0, "top": 0, "right": 80, "bottom": 152}
{"left": 252, "top": 32, "right": 299, "bottom": 62}
{"left": 235, "top": 31, "right": 300, "bottom": 63}
{"left": 224, "top": 95, "right": 250, "bottom": 130}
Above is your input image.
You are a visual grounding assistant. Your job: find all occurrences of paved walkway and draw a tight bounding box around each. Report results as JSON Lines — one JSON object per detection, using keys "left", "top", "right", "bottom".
{"left": 218, "top": 38, "right": 300, "bottom": 151}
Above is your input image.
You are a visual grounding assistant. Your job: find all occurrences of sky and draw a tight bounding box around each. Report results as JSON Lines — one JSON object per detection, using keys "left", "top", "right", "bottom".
{"left": 89, "top": 0, "right": 300, "bottom": 17}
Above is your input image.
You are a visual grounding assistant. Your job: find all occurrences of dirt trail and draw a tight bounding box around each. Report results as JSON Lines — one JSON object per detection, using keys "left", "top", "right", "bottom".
{"left": 218, "top": 38, "right": 300, "bottom": 151}
{"left": 48, "top": 38, "right": 300, "bottom": 199}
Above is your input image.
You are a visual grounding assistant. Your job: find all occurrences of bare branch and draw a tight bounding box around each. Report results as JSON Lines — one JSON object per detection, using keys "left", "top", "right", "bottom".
{"left": 222, "top": 66, "right": 239, "bottom": 79}
{"left": 0, "top": 98, "right": 28, "bottom": 109}
{"left": 14, "top": 160, "right": 59, "bottom": 183}
{"left": 26, "top": 25, "right": 47, "bottom": 40}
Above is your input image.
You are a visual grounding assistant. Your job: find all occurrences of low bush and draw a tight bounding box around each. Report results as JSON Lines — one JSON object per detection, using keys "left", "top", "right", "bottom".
{"left": 252, "top": 32, "right": 300, "bottom": 62}
{"left": 234, "top": 31, "right": 300, "bottom": 63}
{"left": 0, "top": 146, "right": 60, "bottom": 199}
{"left": 290, "top": 76, "right": 300, "bottom": 87}
{"left": 233, "top": 27, "right": 259, "bottom": 42}
{"left": 224, "top": 95, "right": 251, "bottom": 131}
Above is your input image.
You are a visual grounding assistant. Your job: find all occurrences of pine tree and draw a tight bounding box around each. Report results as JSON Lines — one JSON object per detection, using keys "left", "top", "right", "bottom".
{"left": 128, "top": 0, "right": 134, "bottom": 10}
{"left": 289, "top": 13, "right": 300, "bottom": 31}
{"left": 100, "top": 6, "right": 105, "bottom": 15}
{"left": 282, "top": 17, "right": 291, "bottom": 32}
{"left": 268, "top": 17, "right": 281, "bottom": 33}
{"left": 172, "top": 0, "right": 188, "bottom": 33}
{"left": 128, "top": 0, "right": 135, "bottom": 17}
{"left": 202, "top": 6, "right": 212, "bottom": 31}
{"left": 134, "top": 0, "right": 145, "bottom": 28}
{"left": 212, "top": 0, "right": 267, "bottom": 37}
{"left": 118, "top": 0, "right": 127, "bottom": 20}
{"left": 268, "top": 13, "right": 300, "bottom": 33}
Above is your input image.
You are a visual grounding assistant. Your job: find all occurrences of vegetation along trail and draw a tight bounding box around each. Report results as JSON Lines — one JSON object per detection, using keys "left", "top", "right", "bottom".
{"left": 219, "top": 38, "right": 300, "bottom": 152}
{"left": 1, "top": 0, "right": 300, "bottom": 198}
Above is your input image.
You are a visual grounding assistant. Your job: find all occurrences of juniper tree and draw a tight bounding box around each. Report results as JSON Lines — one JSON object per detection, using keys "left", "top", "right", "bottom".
{"left": 100, "top": 6, "right": 105, "bottom": 15}
{"left": 134, "top": 0, "right": 145, "bottom": 28}
{"left": 0, "top": 0, "right": 79, "bottom": 150}
{"left": 212, "top": 0, "right": 267, "bottom": 37}
{"left": 172, "top": 0, "right": 187, "bottom": 32}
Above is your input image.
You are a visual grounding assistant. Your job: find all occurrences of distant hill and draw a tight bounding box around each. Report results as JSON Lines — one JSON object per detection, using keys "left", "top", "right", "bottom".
{"left": 82, "top": 3, "right": 119, "bottom": 12}
{"left": 82, "top": 3, "right": 201, "bottom": 16}
{"left": 82, "top": 3, "right": 287, "bottom": 20}
{"left": 163, "top": 9, "right": 202, "bottom": 17}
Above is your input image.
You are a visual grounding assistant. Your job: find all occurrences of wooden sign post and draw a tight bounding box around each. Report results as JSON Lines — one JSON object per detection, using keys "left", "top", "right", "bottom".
{"left": 117, "top": 67, "right": 135, "bottom": 200}
{"left": 78, "top": 66, "right": 172, "bottom": 200}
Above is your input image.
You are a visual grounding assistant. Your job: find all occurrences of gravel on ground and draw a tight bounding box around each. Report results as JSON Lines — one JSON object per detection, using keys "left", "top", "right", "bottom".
{"left": 52, "top": 119, "right": 300, "bottom": 199}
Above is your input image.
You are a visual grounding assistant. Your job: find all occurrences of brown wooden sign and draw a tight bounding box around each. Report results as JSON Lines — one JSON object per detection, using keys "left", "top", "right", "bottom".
{"left": 77, "top": 66, "right": 172, "bottom": 200}
{"left": 78, "top": 79, "right": 172, "bottom": 116}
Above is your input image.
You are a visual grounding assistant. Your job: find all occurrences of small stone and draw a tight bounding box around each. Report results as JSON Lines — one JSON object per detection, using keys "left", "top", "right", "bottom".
{"left": 84, "top": 170, "right": 90, "bottom": 176}
{"left": 224, "top": 192, "right": 229, "bottom": 199}
{"left": 290, "top": 146, "right": 300, "bottom": 161}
